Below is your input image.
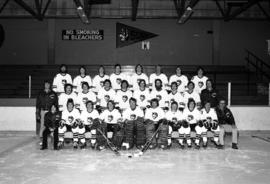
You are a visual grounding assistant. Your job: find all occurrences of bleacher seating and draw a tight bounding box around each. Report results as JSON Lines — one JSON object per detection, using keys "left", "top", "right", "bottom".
{"left": 0, "top": 64, "right": 267, "bottom": 105}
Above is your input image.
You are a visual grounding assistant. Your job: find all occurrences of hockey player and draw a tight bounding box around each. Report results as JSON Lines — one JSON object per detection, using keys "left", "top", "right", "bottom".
{"left": 130, "top": 64, "right": 149, "bottom": 90}
{"left": 58, "top": 99, "right": 81, "bottom": 149}
{"left": 181, "top": 99, "right": 201, "bottom": 148}
{"left": 167, "top": 82, "right": 186, "bottom": 109}
{"left": 36, "top": 80, "right": 58, "bottom": 144}
{"left": 216, "top": 99, "right": 239, "bottom": 149}
{"left": 58, "top": 83, "right": 77, "bottom": 111}
{"left": 169, "top": 66, "right": 189, "bottom": 93}
{"left": 41, "top": 104, "right": 61, "bottom": 150}
{"left": 80, "top": 100, "right": 100, "bottom": 148}
{"left": 133, "top": 79, "right": 151, "bottom": 111}
{"left": 201, "top": 101, "right": 221, "bottom": 148}
{"left": 191, "top": 66, "right": 208, "bottom": 94}
{"left": 165, "top": 101, "right": 184, "bottom": 147}
{"left": 97, "top": 79, "right": 116, "bottom": 109}
{"left": 73, "top": 66, "right": 92, "bottom": 94}
{"left": 149, "top": 79, "right": 169, "bottom": 109}
{"left": 200, "top": 79, "right": 220, "bottom": 108}
{"left": 110, "top": 64, "right": 128, "bottom": 90}
{"left": 144, "top": 98, "right": 168, "bottom": 149}
{"left": 100, "top": 100, "right": 124, "bottom": 149}
{"left": 76, "top": 82, "right": 97, "bottom": 112}
{"left": 92, "top": 65, "right": 110, "bottom": 93}
{"left": 149, "top": 65, "right": 169, "bottom": 90}
{"left": 183, "top": 81, "right": 201, "bottom": 109}
{"left": 115, "top": 80, "right": 133, "bottom": 111}
{"left": 121, "top": 98, "right": 145, "bottom": 150}
{"left": 52, "top": 64, "right": 72, "bottom": 94}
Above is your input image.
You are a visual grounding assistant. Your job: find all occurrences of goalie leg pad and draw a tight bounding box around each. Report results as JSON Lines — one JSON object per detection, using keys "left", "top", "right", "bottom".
{"left": 145, "top": 120, "right": 157, "bottom": 146}
{"left": 135, "top": 118, "right": 146, "bottom": 146}
{"left": 96, "top": 121, "right": 107, "bottom": 147}
{"left": 124, "top": 120, "right": 135, "bottom": 148}
{"left": 112, "top": 128, "right": 124, "bottom": 148}
{"left": 157, "top": 123, "right": 168, "bottom": 146}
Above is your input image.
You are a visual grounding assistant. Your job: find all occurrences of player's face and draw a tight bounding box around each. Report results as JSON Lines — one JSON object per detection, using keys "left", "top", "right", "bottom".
{"left": 129, "top": 100, "right": 136, "bottom": 110}
{"left": 136, "top": 65, "right": 142, "bottom": 74}
{"left": 206, "top": 81, "right": 212, "bottom": 89}
{"left": 188, "top": 101, "right": 195, "bottom": 111}
{"left": 155, "top": 80, "right": 162, "bottom": 90}
{"left": 156, "top": 66, "right": 161, "bottom": 74}
{"left": 151, "top": 101, "right": 158, "bottom": 108}
{"left": 82, "top": 84, "right": 89, "bottom": 93}
{"left": 108, "top": 102, "right": 114, "bottom": 111}
{"left": 44, "top": 82, "right": 50, "bottom": 90}
{"left": 99, "top": 67, "right": 105, "bottom": 75}
{"left": 176, "top": 67, "right": 181, "bottom": 75}
{"left": 171, "top": 103, "right": 178, "bottom": 111}
{"left": 80, "top": 67, "right": 86, "bottom": 75}
{"left": 219, "top": 100, "right": 226, "bottom": 109}
{"left": 198, "top": 69, "right": 203, "bottom": 76}
{"left": 115, "top": 66, "right": 121, "bottom": 74}
{"left": 67, "top": 102, "right": 74, "bottom": 111}
{"left": 60, "top": 66, "right": 67, "bottom": 73}
{"left": 171, "top": 83, "right": 178, "bottom": 91}
{"left": 51, "top": 105, "right": 56, "bottom": 113}
{"left": 205, "top": 103, "right": 211, "bottom": 111}
{"left": 104, "top": 81, "right": 111, "bottom": 90}
{"left": 121, "top": 82, "right": 128, "bottom": 90}
{"left": 139, "top": 81, "right": 146, "bottom": 89}
{"left": 86, "top": 102, "right": 93, "bottom": 111}
{"left": 66, "top": 86, "right": 72, "bottom": 94}
{"left": 188, "top": 83, "right": 194, "bottom": 91}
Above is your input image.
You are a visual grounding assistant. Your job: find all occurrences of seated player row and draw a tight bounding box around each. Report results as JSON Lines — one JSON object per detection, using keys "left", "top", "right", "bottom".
{"left": 57, "top": 77, "right": 219, "bottom": 114}
{"left": 42, "top": 96, "right": 235, "bottom": 151}
{"left": 53, "top": 64, "right": 210, "bottom": 95}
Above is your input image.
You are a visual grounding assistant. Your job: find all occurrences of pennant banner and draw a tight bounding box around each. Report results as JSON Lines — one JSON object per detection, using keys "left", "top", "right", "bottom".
{"left": 116, "top": 22, "right": 158, "bottom": 48}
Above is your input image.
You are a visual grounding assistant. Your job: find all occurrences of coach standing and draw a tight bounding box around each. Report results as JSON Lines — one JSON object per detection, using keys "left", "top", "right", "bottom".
{"left": 200, "top": 79, "right": 220, "bottom": 108}
{"left": 36, "top": 80, "right": 58, "bottom": 145}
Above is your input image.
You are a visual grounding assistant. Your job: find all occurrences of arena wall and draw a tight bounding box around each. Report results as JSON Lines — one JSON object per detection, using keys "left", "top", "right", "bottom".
{"left": 0, "top": 99, "right": 269, "bottom": 131}
{"left": 0, "top": 19, "right": 269, "bottom": 65}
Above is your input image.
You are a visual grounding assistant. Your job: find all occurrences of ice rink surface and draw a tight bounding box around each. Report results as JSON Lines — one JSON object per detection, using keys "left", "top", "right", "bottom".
{"left": 0, "top": 132, "right": 270, "bottom": 184}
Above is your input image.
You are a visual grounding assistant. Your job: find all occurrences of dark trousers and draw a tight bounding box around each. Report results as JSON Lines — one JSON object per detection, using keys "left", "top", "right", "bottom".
{"left": 42, "top": 128, "right": 59, "bottom": 149}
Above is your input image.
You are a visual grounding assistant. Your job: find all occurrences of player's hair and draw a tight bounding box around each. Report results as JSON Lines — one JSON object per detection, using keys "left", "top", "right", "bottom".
{"left": 150, "top": 98, "right": 159, "bottom": 107}
{"left": 64, "top": 83, "right": 73, "bottom": 93}
{"left": 171, "top": 81, "right": 178, "bottom": 87}
{"left": 138, "top": 79, "right": 146, "bottom": 86}
{"left": 85, "top": 100, "right": 94, "bottom": 107}
{"left": 135, "top": 64, "right": 143, "bottom": 73}
{"left": 187, "top": 98, "right": 196, "bottom": 109}
{"left": 121, "top": 80, "right": 129, "bottom": 88}
{"left": 176, "top": 65, "right": 182, "bottom": 71}
{"left": 156, "top": 65, "right": 162, "bottom": 72}
{"left": 99, "top": 65, "right": 105, "bottom": 72}
{"left": 219, "top": 98, "right": 227, "bottom": 104}
{"left": 59, "top": 64, "right": 67, "bottom": 72}
{"left": 49, "top": 103, "right": 59, "bottom": 112}
{"left": 79, "top": 66, "right": 86, "bottom": 73}
{"left": 66, "top": 98, "right": 74, "bottom": 106}
{"left": 196, "top": 66, "right": 205, "bottom": 74}
{"left": 129, "top": 97, "right": 137, "bottom": 104}
{"left": 114, "top": 63, "right": 121, "bottom": 70}
{"left": 103, "top": 79, "right": 111, "bottom": 86}
{"left": 187, "top": 81, "right": 195, "bottom": 88}
{"left": 81, "top": 82, "right": 89, "bottom": 89}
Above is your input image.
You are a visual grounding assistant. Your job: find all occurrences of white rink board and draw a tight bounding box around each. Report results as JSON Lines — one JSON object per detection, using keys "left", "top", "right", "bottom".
{"left": 0, "top": 106, "right": 269, "bottom": 131}
{"left": 0, "top": 107, "right": 36, "bottom": 131}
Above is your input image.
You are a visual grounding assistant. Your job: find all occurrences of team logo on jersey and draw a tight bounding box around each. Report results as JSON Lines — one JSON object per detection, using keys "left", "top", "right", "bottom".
{"left": 172, "top": 117, "right": 177, "bottom": 123}
{"left": 140, "top": 95, "right": 145, "bottom": 101}
{"left": 187, "top": 115, "right": 194, "bottom": 121}
{"left": 100, "top": 81, "right": 104, "bottom": 87}
{"left": 130, "top": 114, "right": 136, "bottom": 120}
{"left": 62, "top": 79, "right": 67, "bottom": 85}
{"left": 226, "top": 112, "right": 231, "bottom": 118}
{"left": 156, "top": 95, "right": 162, "bottom": 101}
{"left": 68, "top": 116, "right": 74, "bottom": 123}
{"left": 87, "top": 117, "right": 93, "bottom": 124}
{"left": 122, "top": 95, "right": 128, "bottom": 102}
{"left": 177, "top": 80, "right": 182, "bottom": 86}
{"left": 104, "top": 95, "right": 110, "bottom": 102}
{"left": 108, "top": 115, "right": 113, "bottom": 122}
{"left": 198, "top": 82, "right": 204, "bottom": 88}
{"left": 83, "top": 97, "right": 88, "bottom": 103}
{"left": 116, "top": 78, "right": 122, "bottom": 84}
{"left": 152, "top": 112, "right": 158, "bottom": 120}
{"left": 212, "top": 92, "right": 217, "bottom": 98}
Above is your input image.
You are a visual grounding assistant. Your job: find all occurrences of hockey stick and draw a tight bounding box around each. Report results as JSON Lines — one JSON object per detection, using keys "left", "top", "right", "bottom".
{"left": 251, "top": 135, "right": 270, "bottom": 143}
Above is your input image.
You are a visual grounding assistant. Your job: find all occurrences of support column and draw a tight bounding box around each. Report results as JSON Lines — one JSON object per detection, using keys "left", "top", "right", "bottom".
{"left": 48, "top": 19, "right": 55, "bottom": 64}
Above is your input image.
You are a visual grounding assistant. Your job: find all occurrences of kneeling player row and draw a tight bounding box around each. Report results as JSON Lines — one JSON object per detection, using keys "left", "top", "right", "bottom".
{"left": 42, "top": 96, "right": 222, "bottom": 150}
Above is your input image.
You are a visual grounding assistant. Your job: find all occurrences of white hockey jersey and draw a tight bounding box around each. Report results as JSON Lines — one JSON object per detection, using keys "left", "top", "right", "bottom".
{"left": 123, "top": 107, "right": 144, "bottom": 121}
{"left": 76, "top": 91, "right": 97, "bottom": 111}
{"left": 100, "top": 109, "right": 122, "bottom": 124}
{"left": 80, "top": 109, "right": 100, "bottom": 125}
{"left": 52, "top": 73, "right": 73, "bottom": 93}
{"left": 58, "top": 92, "right": 77, "bottom": 111}
{"left": 97, "top": 88, "right": 116, "bottom": 107}
{"left": 110, "top": 73, "right": 128, "bottom": 90}
{"left": 92, "top": 74, "right": 110, "bottom": 93}
{"left": 191, "top": 75, "right": 208, "bottom": 94}
{"left": 61, "top": 108, "right": 81, "bottom": 126}
{"left": 167, "top": 91, "right": 186, "bottom": 108}
{"left": 149, "top": 89, "right": 169, "bottom": 108}
{"left": 169, "top": 74, "right": 189, "bottom": 93}
{"left": 182, "top": 108, "right": 201, "bottom": 125}
{"left": 183, "top": 90, "right": 201, "bottom": 105}
{"left": 73, "top": 75, "right": 92, "bottom": 93}
{"left": 145, "top": 107, "right": 165, "bottom": 122}
{"left": 133, "top": 88, "right": 151, "bottom": 109}
{"left": 166, "top": 110, "right": 184, "bottom": 123}
{"left": 149, "top": 73, "right": 168, "bottom": 89}
{"left": 115, "top": 89, "right": 133, "bottom": 110}
{"left": 130, "top": 73, "right": 149, "bottom": 90}
{"left": 201, "top": 108, "right": 218, "bottom": 122}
